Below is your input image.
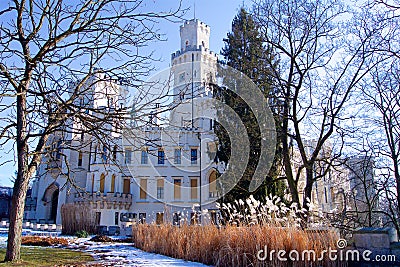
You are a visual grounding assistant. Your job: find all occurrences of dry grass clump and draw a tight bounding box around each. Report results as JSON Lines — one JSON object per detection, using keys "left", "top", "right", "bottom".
{"left": 133, "top": 195, "right": 344, "bottom": 267}
{"left": 133, "top": 224, "right": 340, "bottom": 267}
{"left": 21, "top": 235, "right": 69, "bottom": 247}
{"left": 61, "top": 203, "right": 97, "bottom": 235}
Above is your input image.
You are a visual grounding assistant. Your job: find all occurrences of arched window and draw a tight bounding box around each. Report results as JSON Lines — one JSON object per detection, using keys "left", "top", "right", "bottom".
{"left": 100, "top": 173, "right": 105, "bottom": 193}
{"left": 185, "top": 40, "right": 189, "bottom": 47}
{"left": 209, "top": 170, "right": 217, "bottom": 198}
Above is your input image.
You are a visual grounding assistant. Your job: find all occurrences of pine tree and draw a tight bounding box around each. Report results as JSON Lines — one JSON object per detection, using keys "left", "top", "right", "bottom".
{"left": 215, "top": 8, "right": 285, "bottom": 205}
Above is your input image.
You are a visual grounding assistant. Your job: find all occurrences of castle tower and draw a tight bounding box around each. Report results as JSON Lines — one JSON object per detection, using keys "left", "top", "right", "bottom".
{"left": 170, "top": 19, "right": 218, "bottom": 130}
{"left": 171, "top": 20, "right": 218, "bottom": 100}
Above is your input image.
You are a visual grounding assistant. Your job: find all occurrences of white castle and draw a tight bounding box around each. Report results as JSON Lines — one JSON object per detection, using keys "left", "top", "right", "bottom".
{"left": 25, "top": 19, "right": 221, "bottom": 230}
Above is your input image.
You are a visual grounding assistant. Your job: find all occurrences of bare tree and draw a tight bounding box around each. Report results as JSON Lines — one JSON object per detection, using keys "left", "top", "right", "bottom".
{"left": 252, "top": 0, "right": 383, "bottom": 218}
{"left": 329, "top": 149, "right": 382, "bottom": 235}
{"left": 361, "top": 59, "right": 400, "bottom": 234}
{"left": 0, "top": 0, "right": 182, "bottom": 262}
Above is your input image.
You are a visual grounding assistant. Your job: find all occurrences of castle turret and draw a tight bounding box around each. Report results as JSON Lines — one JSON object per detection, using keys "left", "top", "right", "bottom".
{"left": 169, "top": 19, "right": 218, "bottom": 131}
{"left": 171, "top": 20, "right": 218, "bottom": 98}
{"left": 180, "top": 19, "right": 210, "bottom": 51}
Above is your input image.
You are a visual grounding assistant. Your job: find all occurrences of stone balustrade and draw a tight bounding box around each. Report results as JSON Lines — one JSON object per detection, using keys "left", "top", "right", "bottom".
{"left": 73, "top": 192, "right": 132, "bottom": 210}
{"left": 1, "top": 221, "right": 63, "bottom": 233}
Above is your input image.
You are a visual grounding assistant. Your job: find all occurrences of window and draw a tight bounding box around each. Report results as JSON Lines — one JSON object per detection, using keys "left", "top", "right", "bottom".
{"left": 173, "top": 212, "right": 181, "bottom": 226}
{"left": 139, "top": 213, "right": 146, "bottom": 224}
{"left": 157, "top": 179, "right": 164, "bottom": 199}
{"left": 114, "top": 212, "right": 119, "bottom": 225}
{"left": 91, "top": 174, "right": 95, "bottom": 193}
{"left": 110, "top": 174, "right": 116, "bottom": 193}
{"left": 179, "top": 72, "right": 185, "bottom": 82}
{"left": 141, "top": 149, "right": 148, "bottom": 164}
{"left": 191, "top": 148, "right": 198, "bottom": 164}
{"left": 156, "top": 213, "right": 164, "bottom": 225}
{"left": 80, "top": 132, "right": 84, "bottom": 141}
{"left": 158, "top": 148, "right": 165, "bottom": 165}
{"left": 123, "top": 178, "right": 130, "bottom": 194}
{"left": 99, "top": 174, "right": 105, "bottom": 193}
{"left": 210, "top": 211, "right": 218, "bottom": 225}
{"left": 174, "top": 178, "right": 181, "bottom": 200}
{"left": 174, "top": 148, "right": 181, "bottom": 164}
{"left": 95, "top": 212, "right": 101, "bottom": 225}
{"left": 78, "top": 151, "right": 83, "bottom": 167}
{"left": 93, "top": 145, "right": 98, "bottom": 163}
{"left": 56, "top": 140, "right": 62, "bottom": 160}
{"left": 140, "top": 179, "right": 147, "bottom": 199}
{"left": 191, "top": 178, "right": 198, "bottom": 200}
{"left": 209, "top": 171, "right": 217, "bottom": 198}
{"left": 124, "top": 149, "right": 132, "bottom": 164}
{"left": 102, "top": 145, "right": 107, "bottom": 162}
{"left": 112, "top": 145, "right": 117, "bottom": 161}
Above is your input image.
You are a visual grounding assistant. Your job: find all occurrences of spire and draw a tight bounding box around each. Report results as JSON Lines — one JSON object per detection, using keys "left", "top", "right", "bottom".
{"left": 193, "top": 0, "right": 196, "bottom": 20}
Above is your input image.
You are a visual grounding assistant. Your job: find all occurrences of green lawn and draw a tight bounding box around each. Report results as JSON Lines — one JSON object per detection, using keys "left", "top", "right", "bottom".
{"left": 0, "top": 247, "right": 94, "bottom": 266}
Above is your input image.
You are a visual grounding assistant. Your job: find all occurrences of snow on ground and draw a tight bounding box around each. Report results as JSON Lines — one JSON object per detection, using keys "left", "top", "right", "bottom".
{"left": 0, "top": 230, "right": 210, "bottom": 267}
{"left": 71, "top": 239, "right": 209, "bottom": 267}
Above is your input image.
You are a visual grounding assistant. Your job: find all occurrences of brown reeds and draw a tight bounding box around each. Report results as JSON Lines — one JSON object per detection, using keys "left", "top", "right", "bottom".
{"left": 132, "top": 224, "right": 344, "bottom": 267}
{"left": 61, "top": 203, "right": 96, "bottom": 235}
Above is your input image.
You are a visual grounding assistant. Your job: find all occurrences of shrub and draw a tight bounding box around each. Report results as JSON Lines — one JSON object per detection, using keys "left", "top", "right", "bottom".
{"left": 75, "top": 230, "right": 89, "bottom": 238}
{"left": 21, "top": 236, "right": 69, "bottom": 247}
{"left": 89, "top": 235, "right": 112, "bottom": 242}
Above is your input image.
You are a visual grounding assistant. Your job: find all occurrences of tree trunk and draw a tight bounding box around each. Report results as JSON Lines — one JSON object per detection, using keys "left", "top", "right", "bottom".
{"left": 5, "top": 87, "right": 28, "bottom": 262}
{"left": 5, "top": 176, "right": 29, "bottom": 261}
{"left": 303, "top": 166, "right": 314, "bottom": 211}
{"left": 394, "top": 161, "right": 400, "bottom": 218}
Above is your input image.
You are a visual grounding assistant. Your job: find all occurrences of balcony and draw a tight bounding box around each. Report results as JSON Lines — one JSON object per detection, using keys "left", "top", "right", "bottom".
{"left": 209, "top": 191, "right": 220, "bottom": 199}
{"left": 73, "top": 192, "right": 132, "bottom": 210}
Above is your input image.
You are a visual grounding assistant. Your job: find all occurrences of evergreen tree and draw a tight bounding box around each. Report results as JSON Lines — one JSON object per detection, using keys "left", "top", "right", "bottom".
{"left": 214, "top": 8, "right": 285, "bottom": 205}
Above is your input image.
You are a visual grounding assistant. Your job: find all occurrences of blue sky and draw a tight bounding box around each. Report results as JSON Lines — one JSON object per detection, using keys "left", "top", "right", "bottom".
{"left": 0, "top": 0, "right": 250, "bottom": 187}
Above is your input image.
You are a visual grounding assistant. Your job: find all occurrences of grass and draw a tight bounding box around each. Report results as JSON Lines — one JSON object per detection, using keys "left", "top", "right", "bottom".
{"left": 133, "top": 224, "right": 343, "bottom": 267}
{"left": 0, "top": 247, "right": 94, "bottom": 267}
